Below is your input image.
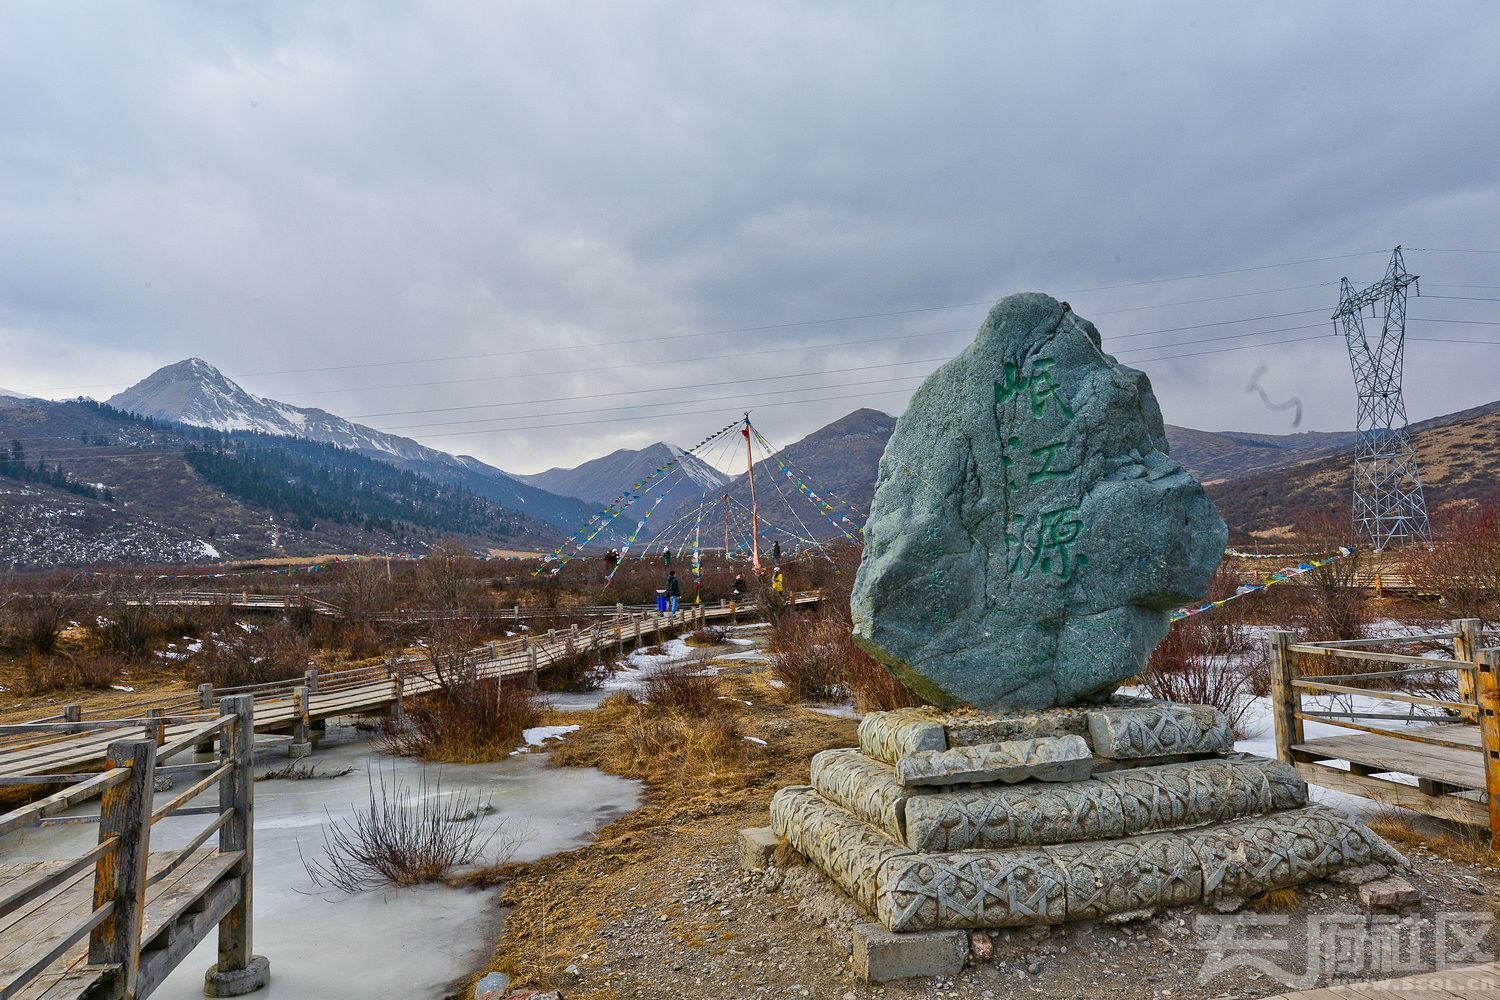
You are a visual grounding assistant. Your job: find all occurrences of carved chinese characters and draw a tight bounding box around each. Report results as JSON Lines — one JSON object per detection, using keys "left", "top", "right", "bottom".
{"left": 851, "top": 293, "right": 1228, "bottom": 710}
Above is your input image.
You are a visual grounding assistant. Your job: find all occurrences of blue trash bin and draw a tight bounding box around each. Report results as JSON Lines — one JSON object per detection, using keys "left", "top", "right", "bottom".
{"left": 655, "top": 591, "right": 668, "bottom": 612}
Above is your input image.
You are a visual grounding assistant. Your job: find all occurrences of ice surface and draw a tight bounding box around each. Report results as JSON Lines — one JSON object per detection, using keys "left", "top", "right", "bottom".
{"left": 0, "top": 725, "right": 640, "bottom": 999}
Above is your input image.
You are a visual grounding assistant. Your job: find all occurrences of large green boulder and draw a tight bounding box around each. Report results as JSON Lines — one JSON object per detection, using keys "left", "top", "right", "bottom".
{"left": 851, "top": 293, "right": 1226, "bottom": 709}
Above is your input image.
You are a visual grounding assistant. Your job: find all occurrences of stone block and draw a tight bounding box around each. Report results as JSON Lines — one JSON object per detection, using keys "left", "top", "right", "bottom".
{"left": 1360, "top": 876, "right": 1423, "bottom": 913}
{"left": 849, "top": 293, "right": 1227, "bottom": 711}
{"left": 1086, "top": 703, "right": 1232, "bottom": 760}
{"left": 858, "top": 711, "right": 946, "bottom": 764}
{"left": 1095, "top": 757, "right": 1271, "bottom": 834}
{"left": 770, "top": 787, "right": 912, "bottom": 913}
{"left": 1195, "top": 804, "right": 1405, "bottom": 901}
{"left": 738, "top": 827, "right": 780, "bottom": 871}
{"left": 810, "top": 749, "right": 910, "bottom": 841}
{"left": 903, "top": 776, "right": 1125, "bottom": 852}
{"left": 877, "top": 846, "right": 1069, "bottom": 931}
{"left": 1046, "top": 832, "right": 1203, "bottom": 920}
{"left": 896, "top": 735, "right": 1092, "bottom": 787}
{"left": 288, "top": 740, "right": 312, "bottom": 759}
{"left": 851, "top": 922, "right": 968, "bottom": 983}
{"left": 203, "top": 956, "right": 271, "bottom": 997}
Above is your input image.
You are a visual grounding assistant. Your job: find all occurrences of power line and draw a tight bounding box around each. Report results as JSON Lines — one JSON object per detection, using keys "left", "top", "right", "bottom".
{"left": 31, "top": 250, "right": 1386, "bottom": 395}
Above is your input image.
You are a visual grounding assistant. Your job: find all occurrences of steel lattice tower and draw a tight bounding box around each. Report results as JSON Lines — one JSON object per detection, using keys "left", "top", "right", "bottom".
{"left": 1332, "top": 246, "right": 1430, "bottom": 550}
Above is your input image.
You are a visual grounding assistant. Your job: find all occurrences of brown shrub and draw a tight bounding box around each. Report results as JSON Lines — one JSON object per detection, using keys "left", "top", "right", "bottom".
{"left": 1405, "top": 502, "right": 1500, "bottom": 624}
{"left": 641, "top": 661, "right": 720, "bottom": 715}
{"left": 17, "top": 652, "right": 125, "bottom": 695}
{"left": 769, "top": 613, "right": 847, "bottom": 703}
{"left": 537, "top": 639, "right": 608, "bottom": 693}
{"left": 5, "top": 590, "right": 73, "bottom": 654}
{"left": 192, "top": 622, "right": 312, "bottom": 688}
{"left": 381, "top": 678, "right": 541, "bottom": 763}
{"left": 842, "top": 646, "right": 924, "bottom": 712}
{"left": 550, "top": 690, "right": 749, "bottom": 790}
{"left": 1141, "top": 618, "right": 1259, "bottom": 739}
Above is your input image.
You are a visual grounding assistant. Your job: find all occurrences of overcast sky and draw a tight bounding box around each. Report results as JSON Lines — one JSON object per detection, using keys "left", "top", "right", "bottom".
{"left": 4, "top": 2, "right": 1499, "bottom": 474}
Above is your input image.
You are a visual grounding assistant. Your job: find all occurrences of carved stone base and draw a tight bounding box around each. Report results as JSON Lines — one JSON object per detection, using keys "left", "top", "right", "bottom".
{"left": 775, "top": 705, "right": 1404, "bottom": 932}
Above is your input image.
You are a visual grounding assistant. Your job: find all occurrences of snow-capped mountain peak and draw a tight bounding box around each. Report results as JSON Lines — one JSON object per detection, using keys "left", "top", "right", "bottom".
{"left": 103, "top": 359, "right": 600, "bottom": 532}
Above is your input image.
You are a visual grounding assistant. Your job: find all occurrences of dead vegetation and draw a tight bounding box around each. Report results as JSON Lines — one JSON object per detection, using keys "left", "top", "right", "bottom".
{"left": 1367, "top": 807, "right": 1500, "bottom": 870}
{"left": 301, "top": 769, "right": 525, "bottom": 892}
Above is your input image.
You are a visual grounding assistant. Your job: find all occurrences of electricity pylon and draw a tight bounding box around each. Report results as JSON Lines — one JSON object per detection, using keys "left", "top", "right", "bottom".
{"left": 1332, "top": 246, "right": 1430, "bottom": 550}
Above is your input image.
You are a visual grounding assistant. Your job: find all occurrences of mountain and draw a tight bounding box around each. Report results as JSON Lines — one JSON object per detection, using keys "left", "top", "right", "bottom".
{"left": 711, "top": 408, "right": 896, "bottom": 547}
{"left": 1207, "top": 399, "right": 1500, "bottom": 539}
{"left": 1162, "top": 425, "right": 1361, "bottom": 485}
{"left": 518, "top": 441, "right": 729, "bottom": 504}
{"left": 0, "top": 398, "right": 563, "bottom": 568}
{"left": 107, "top": 359, "right": 596, "bottom": 532}
{"left": 0, "top": 387, "right": 35, "bottom": 407}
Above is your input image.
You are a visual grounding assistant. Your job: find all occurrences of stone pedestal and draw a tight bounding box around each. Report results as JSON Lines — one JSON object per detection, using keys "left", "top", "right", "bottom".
{"left": 769, "top": 703, "right": 1403, "bottom": 937}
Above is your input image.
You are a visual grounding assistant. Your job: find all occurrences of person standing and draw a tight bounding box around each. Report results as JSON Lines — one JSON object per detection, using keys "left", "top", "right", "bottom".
{"left": 772, "top": 539, "right": 781, "bottom": 560}
{"left": 733, "top": 574, "right": 746, "bottom": 598}
{"left": 666, "top": 569, "right": 681, "bottom": 613}
{"left": 663, "top": 547, "right": 673, "bottom": 567}
{"left": 771, "top": 565, "right": 784, "bottom": 593}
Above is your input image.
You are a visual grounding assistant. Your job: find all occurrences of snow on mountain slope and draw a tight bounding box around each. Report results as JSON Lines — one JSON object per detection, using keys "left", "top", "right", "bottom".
{"left": 106, "top": 359, "right": 598, "bottom": 532}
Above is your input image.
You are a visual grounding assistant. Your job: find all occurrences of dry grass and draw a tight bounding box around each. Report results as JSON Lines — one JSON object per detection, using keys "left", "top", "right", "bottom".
{"left": 640, "top": 661, "right": 720, "bottom": 716}
{"left": 1367, "top": 808, "right": 1500, "bottom": 869}
{"left": 1249, "top": 887, "right": 1302, "bottom": 911}
{"left": 480, "top": 672, "right": 857, "bottom": 994}
{"left": 15, "top": 652, "right": 124, "bottom": 695}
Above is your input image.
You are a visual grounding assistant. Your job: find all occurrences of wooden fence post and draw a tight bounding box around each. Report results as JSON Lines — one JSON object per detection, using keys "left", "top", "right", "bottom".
{"left": 1454, "top": 618, "right": 1482, "bottom": 722}
{"left": 64, "top": 704, "right": 82, "bottom": 724}
{"left": 144, "top": 707, "right": 164, "bottom": 747}
{"left": 528, "top": 646, "right": 540, "bottom": 687}
{"left": 207, "top": 694, "right": 269, "bottom": 993}
{"left": 288, "top": 686, "right": 311, "bottom": 758}
{"left": 88, "top": 739, "right": 155, "bottom": 995}
{"left": 303, "top": 668, "right": 319, "bottom": 695}
{"left": 1267, "top": 630, "right": 1301, "bottom": 765}
{"left": 1473, "top": 649, "right": 1500, "bottom": 850}
{"left": 389, "top": 672, "right": 405, "bottom": 725}
{"left": 195, "top": 683, "right": 218, "bottom": 758}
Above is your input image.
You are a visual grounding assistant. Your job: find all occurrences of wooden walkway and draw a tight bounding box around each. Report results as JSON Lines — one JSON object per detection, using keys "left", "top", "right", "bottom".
{"left": 0, "top": 699, "right": 262, "bottom": 1000}
{"left": 0, "top": 593, "right": 816, "bottom": 785}
{"left": 0, "top": 850, "right": 240, "bottom": 999}
{"left": 1267, "top": 620, "right": 1500, "bottom": 842}
{"left": 1273, "top": 960, "right": 1500, "bottom": 998}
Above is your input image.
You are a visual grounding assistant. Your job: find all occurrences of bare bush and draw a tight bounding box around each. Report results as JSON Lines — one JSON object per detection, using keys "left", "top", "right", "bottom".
{"left": 769, "top": 613, "right": 848, "bottom": 703}
{"left": 1293, "top": 513, "right": 1370, "bottom": 640}
{"left": 17, "top": 652, "right": 124, "bottom": 695}
{"left": 301, "top": 769, "right": 525, "bottom": 892}
{"left": 537, "top": 639, "right": 608, "bottom": 693}
{"left": 416, "top": 540, "right": 481, "bottom": 611}
{"left": 842, "top": 644, "right": 925, "bottom": 712}
{"left": 685, "top": 625, "right": 730, "bottom": 646}
{"left": 382, "top": 678, "right": 540, "bottom": 763}
{"left": 1141, "top": 619, "right": 1258, "bottom": 738}
{"left": 192, "top": 621, "right": 312, "bottom": 688}
{"left": 1405, "top": 502, "right": 1500, "bottom": 624}
{"left": 4, "top": 589, "right": 73, "bottom": 654}
{"left": 641, "top": 662, "right": 720, "bottom": 715}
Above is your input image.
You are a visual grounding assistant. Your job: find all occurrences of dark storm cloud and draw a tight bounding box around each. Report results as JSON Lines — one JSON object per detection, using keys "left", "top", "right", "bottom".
{"left": 3, "top": 2, "right": 1499, "bottom": 472}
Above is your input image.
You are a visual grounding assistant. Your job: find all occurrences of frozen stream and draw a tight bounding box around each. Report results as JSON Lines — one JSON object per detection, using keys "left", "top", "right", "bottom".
{"left": 0, "top": 724, "right": 641, "bottom": 999}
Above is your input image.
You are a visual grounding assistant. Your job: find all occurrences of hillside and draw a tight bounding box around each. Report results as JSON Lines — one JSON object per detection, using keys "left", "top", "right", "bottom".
{"left": 1207, "top": 399, "right": 1500, "bottom": 537}
{"left": 0, "top": 399, "right": 560, "bottom": 568}
{"left": 516, "top": 441, "right": 729, "bottom": 530}
{"left": 1162, "top": 425, "right": 1359, "bottom": 485}
{"left": 107, "top": 359, "right": 597, "bottom": 531}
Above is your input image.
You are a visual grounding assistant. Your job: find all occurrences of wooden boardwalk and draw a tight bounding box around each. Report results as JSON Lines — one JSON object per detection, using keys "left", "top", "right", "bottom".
{"left": 0, "top": 699, "right": 262, "bottom": 1000}
{"left": 0, "top": 593, "right": 814, "bottom": 784}
{"left": 1273, "top": 960, "right": 1500, "bottom": 998}
{"left": 1267, "top": 620, "right": 1500, "bottom": 842}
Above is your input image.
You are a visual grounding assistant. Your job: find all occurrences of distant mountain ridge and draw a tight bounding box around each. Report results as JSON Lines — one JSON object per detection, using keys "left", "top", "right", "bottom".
{"left": 517, "top": 441, "right": 729, "bottom": 504}
{"left": 107, "top": 359, "right": 597, "bottom": 532}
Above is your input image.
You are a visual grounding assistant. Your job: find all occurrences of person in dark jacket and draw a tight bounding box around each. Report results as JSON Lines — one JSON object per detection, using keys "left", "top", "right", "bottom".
{"left": 732, "top": 574, "right": 746, "bottom": 597}
{"left": 772, "top": 539, "right": 781, "bottom": 560}
{"left": 666, "top": 570, "right": 681, "bottom": 613}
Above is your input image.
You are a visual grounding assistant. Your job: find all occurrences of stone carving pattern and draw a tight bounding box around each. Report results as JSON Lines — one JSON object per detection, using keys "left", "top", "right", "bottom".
{"left": 897, "top": 735, "right": 1092, "bottom": 787}
{"left": 858, "top": 711, "right": 946, "bottom": 764}
{"left": 878, "top": 850, "right": 1066, "bottom": 933}
{"left": 904, "top": 780, "right": 1126, "bottom": 852}
{"left": 809, "top": 749, "right": 908, "bottom": 841}
{"left": 1088, "top": 705, "right": 1232, "bottom": 759}
{"left": 770, "top": 787, "right": 911, "bottom": 913}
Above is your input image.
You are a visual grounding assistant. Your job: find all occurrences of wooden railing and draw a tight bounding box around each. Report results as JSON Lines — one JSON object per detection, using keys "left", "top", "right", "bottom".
{"left": 0, "top": 696, "right": 261, "bottom": 999}
{"left": 1267, "top": 617, "right": 1500, "bottom": 846}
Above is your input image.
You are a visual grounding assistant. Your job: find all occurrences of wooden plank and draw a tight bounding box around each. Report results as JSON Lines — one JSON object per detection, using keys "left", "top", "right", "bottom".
{"left": 1477, "top": 650, "right": 1500, "bottom": 848}
{"left": 87, "top": 741, "right": 154, "bottom": 994}
{"left": 1293, "top": 732, "right": 1487, "bottom": 788}
{"left": 1292, "top": 715, "right": 1482, "bottom": 751}
{"left": 1294, "top": 761, "right": 1490, "bottom": 828}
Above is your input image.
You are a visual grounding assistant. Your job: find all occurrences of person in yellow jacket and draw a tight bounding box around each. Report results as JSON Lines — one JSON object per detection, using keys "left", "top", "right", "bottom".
{"left": 771, "top": 566, "right": 784, "bottom": 593}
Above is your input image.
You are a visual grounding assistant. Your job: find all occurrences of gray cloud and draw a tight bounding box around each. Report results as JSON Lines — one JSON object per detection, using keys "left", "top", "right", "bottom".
{"left": 3, "top": 1, "right": 1499, "bottom": 473}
